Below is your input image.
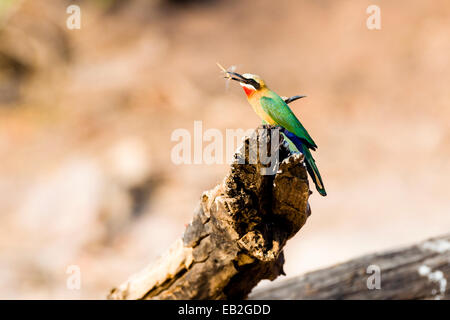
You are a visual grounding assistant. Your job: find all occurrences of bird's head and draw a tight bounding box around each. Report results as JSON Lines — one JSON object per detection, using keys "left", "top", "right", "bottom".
{"left": 227, "top": 72, "right": 266, "bottom": 97}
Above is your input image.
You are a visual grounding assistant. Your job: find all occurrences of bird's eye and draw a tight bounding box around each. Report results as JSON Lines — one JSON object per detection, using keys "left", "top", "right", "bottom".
{"left": 247, "top": 79, "right": 260, "bottom": 90}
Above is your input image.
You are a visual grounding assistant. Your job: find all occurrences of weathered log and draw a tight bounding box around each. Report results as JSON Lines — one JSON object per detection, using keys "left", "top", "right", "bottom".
{"left": 108, "top": 125, "right": 311, "bottom": 300}
{"left": 250, "top": 234, "right": 450, "bottom": 300}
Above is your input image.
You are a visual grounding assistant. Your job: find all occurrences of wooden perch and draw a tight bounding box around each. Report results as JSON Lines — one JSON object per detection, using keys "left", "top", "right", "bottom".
{"left": 250, "top": 234, "right": 450, "bottom": 300}
{"left": 108, "top": 125, "right": 312, "bottom": 300}
{"left": 107, "top": 125, "right": 450, "bottom": 301}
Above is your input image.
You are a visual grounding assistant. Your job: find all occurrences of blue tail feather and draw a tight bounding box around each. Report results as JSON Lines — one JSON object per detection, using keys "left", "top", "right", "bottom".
{"left": 279, "top": 127, "right": 327, "bottom": 196}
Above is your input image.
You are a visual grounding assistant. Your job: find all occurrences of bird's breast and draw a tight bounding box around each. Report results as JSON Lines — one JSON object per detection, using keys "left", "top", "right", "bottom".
{"left": 247, "top": 91, "right": 277, "bottom": 125}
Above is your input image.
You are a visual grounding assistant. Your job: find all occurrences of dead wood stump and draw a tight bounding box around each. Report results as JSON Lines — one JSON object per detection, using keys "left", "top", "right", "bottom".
{"left": 108, "top": 125, "right": 311, "bottom": 299}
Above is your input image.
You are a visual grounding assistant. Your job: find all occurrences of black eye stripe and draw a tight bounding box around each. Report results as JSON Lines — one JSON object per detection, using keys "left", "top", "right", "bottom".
{"left": 247, "top": 79, "right": 260, "bottom": 89}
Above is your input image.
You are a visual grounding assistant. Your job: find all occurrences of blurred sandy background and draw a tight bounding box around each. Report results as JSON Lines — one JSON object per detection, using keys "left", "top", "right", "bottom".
{"left": 0, "top": 0, "right": 449, "bottom": 299}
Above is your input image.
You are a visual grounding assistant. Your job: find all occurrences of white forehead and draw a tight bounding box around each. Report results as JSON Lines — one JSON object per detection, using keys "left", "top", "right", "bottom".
{"left": 242, "top": 73, "right": 259, "bottom": 80}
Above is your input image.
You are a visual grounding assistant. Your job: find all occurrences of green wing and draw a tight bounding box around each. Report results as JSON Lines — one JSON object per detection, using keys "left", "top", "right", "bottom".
{"left": 260, "top": 94, "right": 318, "bottom": 150}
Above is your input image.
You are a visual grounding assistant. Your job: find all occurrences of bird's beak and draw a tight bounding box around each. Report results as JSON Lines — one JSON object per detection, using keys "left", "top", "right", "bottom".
{"left": 227, "top": 71, "right": 248, "bottom": 83}
{"left": 217, "top": 63, "right": 246, "bottom": 82}
{"left": 216, "top": 63, "right": 260, "bottom": 89}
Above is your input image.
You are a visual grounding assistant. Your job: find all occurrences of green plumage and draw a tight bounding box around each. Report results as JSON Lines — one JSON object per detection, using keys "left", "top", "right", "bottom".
{"left": 259, "top": 92, "right": 327, "bottom": 196}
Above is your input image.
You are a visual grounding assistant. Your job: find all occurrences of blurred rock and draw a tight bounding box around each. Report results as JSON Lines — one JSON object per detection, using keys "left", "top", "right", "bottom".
{"left": 106, "top": 137, "right": 151, "bottom": 188}
{"left": 18, "top": 157, "right": 105, "bottom": 242}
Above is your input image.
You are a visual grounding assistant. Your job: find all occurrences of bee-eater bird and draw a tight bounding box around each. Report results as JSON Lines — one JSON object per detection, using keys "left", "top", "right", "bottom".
{"left": 220, "top": 66, "right": 327, "bottom": 196}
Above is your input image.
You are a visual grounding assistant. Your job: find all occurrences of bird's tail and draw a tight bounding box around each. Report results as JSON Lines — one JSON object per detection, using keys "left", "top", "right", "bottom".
{"left": 280, "top": 129, "right": 327, "bottom": 196}
{"left": 302, "top": 147, "right": 327, "bottom": 196}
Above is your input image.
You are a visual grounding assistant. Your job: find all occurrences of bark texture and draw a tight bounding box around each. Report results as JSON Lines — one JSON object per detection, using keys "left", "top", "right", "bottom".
{"left": 250, "top": 234, "right": 450, "bottom": 300}
{"left": 108, "top": 126, "right": 311, "bottom": 300}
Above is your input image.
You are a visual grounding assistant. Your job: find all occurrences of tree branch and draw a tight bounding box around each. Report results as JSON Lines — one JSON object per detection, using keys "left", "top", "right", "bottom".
{"left": 108, "top": 126, "right": 312, "bottom": 300}
{"left": 250, "top": 234, "right": 450, "bottom": 300}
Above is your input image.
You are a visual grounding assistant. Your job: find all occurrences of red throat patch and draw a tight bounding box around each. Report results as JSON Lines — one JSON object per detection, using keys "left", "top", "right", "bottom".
{"left": 242, "top": 86, "right": 256, "bottom": 97}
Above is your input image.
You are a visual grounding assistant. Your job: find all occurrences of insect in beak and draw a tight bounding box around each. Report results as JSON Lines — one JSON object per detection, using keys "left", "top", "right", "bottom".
{"left": 216, "top": 63, "right": 260, "bottom": 89}
{"left": 217, "top": 62, "right": 247, "bottom": 81}
{"left": 217, "top": 62, "right": 242, "bottom": 89}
